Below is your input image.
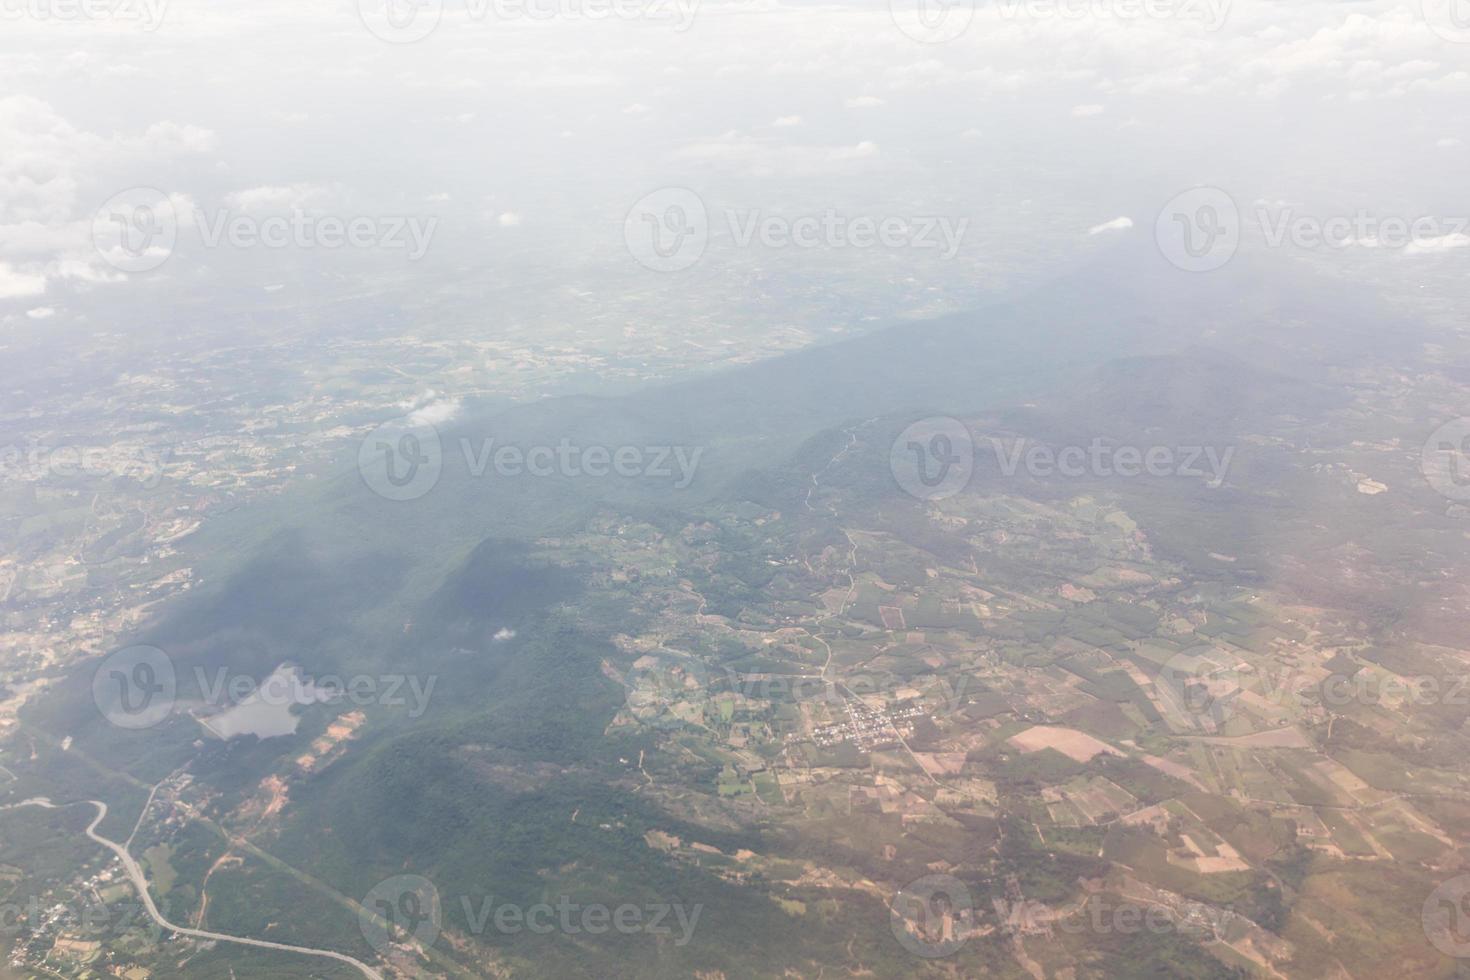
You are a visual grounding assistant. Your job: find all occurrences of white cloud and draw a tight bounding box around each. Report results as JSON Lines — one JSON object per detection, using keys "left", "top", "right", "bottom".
{"left": 224, "top": 184, "right": 326, "bottom": 213}
{"left": 25, "top": 306, "right": 54, "bottom": 319}
{"left": 397, "top": 391, "right": 463, "bottom": 427}
{"left": 675, "top": 135, "right": 880, "bottom": 176}
{"left": 1088, "top": 216, "right": 1134, "bottom": 235}
{"left": 1405, "top": 233, "right": 1470, "bottom": 255}
{"left": 1, "top": 0, "right": 1467, "bottom": 318}
{"left": 0, "top": 262, "right": 46, "bottom": 299}
{"left": 142, "top": 121, "right": 219, "bottom": 155}
{"left": 497, "top": 212, "right": 522, "bottom": 227}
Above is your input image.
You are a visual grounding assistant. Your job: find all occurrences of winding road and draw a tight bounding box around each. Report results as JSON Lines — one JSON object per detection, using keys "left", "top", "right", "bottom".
{"left": 6, "top": 798, "right": 383, "bottom": 980}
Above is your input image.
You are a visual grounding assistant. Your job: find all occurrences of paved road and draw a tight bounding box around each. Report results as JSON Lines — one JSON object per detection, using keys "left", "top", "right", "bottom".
{"left": 8, "top": 798, "right": 384, "bottom": 980}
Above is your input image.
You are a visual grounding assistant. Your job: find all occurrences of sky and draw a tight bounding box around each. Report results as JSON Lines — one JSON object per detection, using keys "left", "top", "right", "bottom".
{"left": 2, "top": 0, "right": 1468, "bottom": 347}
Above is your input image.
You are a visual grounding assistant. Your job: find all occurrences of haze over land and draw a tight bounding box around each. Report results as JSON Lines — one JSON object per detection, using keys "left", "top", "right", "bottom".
{"left": 3, "top": 1, "right": 1470, "bottom": 978}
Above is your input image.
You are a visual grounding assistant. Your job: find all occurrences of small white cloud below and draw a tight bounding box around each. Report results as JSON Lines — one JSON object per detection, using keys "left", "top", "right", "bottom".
{"left": 0, "top": 263, "right": 47, "bottom": 299}
{"left": 773, "top": 115, "right": 802, "bottom": 127}
{"left": 498, "top": 212, "right": 522, "bottom": 227}
{"left": 26, "top": 306, "right": 55, "bottom": 319}
{"left": 492, "top": 627, "right": 516, "bottom": 642}
{"left": 1072, "top": 104, "right": 1106, "bottom": 118}
{"left": 1405, "top": 233, "right": 1470, "bottom": 255}
{"left": 225, "top": 184, "right": 325, "bottom": 213}
{"left": 1088, "top": 216, "right": 1134, "bottom": 235}
{"left": 845, "top": 95, "right": 885, "bottom": 109}
{"left": 396, "top": 390, "right": 463, "bottom": 427}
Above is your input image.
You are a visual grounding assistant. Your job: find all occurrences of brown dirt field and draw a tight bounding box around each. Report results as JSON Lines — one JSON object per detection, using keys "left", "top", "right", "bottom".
{"left": 1009, "top": 725, "right": 1121, "bottom": 762}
